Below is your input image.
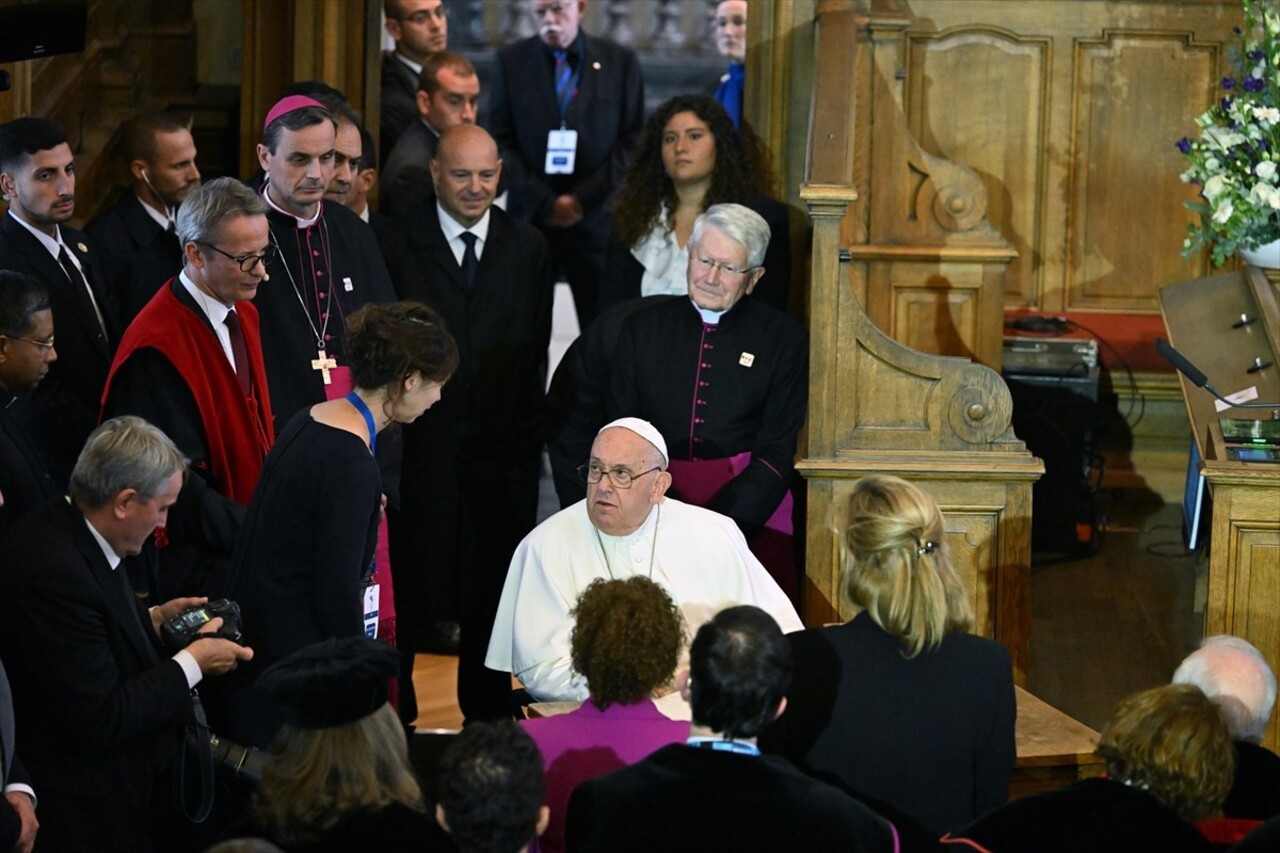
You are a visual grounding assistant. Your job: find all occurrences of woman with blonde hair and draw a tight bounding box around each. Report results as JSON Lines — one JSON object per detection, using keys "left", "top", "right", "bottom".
{"left": 761, "top": 475, "right": 1016, "bottom": 835}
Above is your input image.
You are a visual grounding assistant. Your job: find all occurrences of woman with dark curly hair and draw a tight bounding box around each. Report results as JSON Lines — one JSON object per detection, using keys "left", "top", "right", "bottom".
{"left": 600, "top": 93, "right": 790, "bottom": 312}
{"left": 520, "top": 576, "right": 689, "bottom": 853}
{"left": 224, "top": 301, "right": 457, "bottom": 747}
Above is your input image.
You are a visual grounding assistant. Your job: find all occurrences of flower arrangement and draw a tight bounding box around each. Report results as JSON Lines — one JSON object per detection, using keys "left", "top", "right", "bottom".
{"left": 1179, "top": 0, "right": 1280, "bottom": 267}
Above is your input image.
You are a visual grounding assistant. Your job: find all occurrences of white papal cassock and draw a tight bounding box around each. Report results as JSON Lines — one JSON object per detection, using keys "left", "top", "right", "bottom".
{"left": 486, "top": 497, "right": 803, "bottom": 702}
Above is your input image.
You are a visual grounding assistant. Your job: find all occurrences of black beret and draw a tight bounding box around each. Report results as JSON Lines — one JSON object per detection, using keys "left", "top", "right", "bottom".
{"left": 256, "top": 636, "right": 399, "bottom": 729}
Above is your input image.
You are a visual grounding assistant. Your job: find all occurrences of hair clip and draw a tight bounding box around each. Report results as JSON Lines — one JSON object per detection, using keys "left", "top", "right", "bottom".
{"left": 916, "top": 540, "right": 936, "bottom": 556}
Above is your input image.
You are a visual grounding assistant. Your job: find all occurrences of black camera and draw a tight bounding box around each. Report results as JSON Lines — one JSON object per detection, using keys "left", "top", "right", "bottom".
{"left": 161, "top": 599, "right": 244, "bottom": 653}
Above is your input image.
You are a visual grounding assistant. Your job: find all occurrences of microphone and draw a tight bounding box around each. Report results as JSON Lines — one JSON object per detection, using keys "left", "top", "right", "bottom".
{"left": 1157, "top": 337, "right": 1278, "bottom": 410}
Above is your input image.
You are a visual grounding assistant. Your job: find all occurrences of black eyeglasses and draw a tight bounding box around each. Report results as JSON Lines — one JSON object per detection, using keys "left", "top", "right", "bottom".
{"left": 578, "top": 462, "right": 661, "bottom": 489}
{"left": 198, "top": 242, "right": 277, "bottom": 273}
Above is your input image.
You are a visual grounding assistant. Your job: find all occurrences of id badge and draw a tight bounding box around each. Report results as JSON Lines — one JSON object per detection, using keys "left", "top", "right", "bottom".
{"left": 363, "top": 582, "right": 380, "bottom": 639}
{"left": 545, "top": 128, "right": 578, "bottom": 174}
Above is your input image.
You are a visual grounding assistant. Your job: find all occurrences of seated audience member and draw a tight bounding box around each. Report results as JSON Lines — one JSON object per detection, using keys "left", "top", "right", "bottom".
{"left": 522, "top": 577, "right": 690, "bottom": 853}
{"left": 436, "top": 720, "right": 547, "bottom": 853}
{"left": 544, "top": 295, "right": 675, "bottom": 509}
{"left": 943, "top": 683, "right": 1232, "bottom": 853}
{"left": 601, "top": 95, "right": 789, "bottom": 312}
{"left": 224, "top": 302, "right": 457, "bottom": 748}
{"left": 0, "top": 416, "right": 252, "bottom": 852}
{"left": 565, "top": 606, "right": 898, "bottom": 852}
{"left": 486, "top": 418, "right": 801, "bottom": 703}
{"left": 245, "top": 636, "right": 453, "bottom": 852}
{"left": 0, "top": 271, "right": 58, "bottom": 533}
{"left": 761, "top": 474, "right": 1015, "bottom": 835}
{"left": 1174, "top": 635, "right": 1280, "bottom": 821}
{"left": 606, "top": 203, "right": 806, "bottom": 600}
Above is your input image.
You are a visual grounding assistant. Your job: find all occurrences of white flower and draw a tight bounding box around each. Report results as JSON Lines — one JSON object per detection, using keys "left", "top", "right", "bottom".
{"left": 1257, "top": 160, "right": 1277, "bottom": 180}
{"left": 1205, "top": 126, "right": 1247, "bottom": 149}
{"left": 1256, "top": 106, "right": 1280, "bottom": 124}
{"left": 1252, "top": 182, "right": 1280, "bottom": 208}
{"left": 1213, "top": 197, "right": 1235, "bottom": 223}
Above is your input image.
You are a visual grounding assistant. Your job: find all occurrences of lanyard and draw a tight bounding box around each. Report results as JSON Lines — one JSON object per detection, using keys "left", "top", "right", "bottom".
{"left": 344, "top": 391, "right": 377, "bottom": 455}
{"left": 553, "top": 45, "right": 584, "bottom": 126}
{"left": 687, "top": 737, "right": 761, "bottom": 757}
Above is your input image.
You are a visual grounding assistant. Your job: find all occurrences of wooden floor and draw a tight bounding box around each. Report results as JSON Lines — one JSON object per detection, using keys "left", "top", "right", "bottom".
{"left": 411, "top": 485, "right": 1206, "bottom": 734}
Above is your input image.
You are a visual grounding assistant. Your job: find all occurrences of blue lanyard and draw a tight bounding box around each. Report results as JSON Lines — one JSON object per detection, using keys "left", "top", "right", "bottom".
{"left": 344, "top": 391, "right": 377, "bottom": 455}
{"left": 687, "top": 737, "right": 760, "bottom": 757}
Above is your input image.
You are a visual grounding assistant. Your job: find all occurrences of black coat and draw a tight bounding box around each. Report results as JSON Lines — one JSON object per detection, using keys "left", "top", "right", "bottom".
{"left": 0, "top": 498, "right": 193, "bottom": 852}
{"left": 761, "top": 613, "right": 1016, "bottom": 835}
{"left": 85, "top": 189, "right": 185, "bottom": 326}
{"left": 380, "top": 120, "right": 440, "bottom": 218}
{"left": 0, "top": 390, "right": 58, "bottom": 534}
{"left": 565, "top": 743, "right": 898, "bottom": 852}
{"left": 378, "top": 202, "right": 554, "bottom": 652}
{"left": 0, "top": 215, "right": 119, "bottom": 480}
{"left": 380, "top": 51, "right": 420, "bottom": 167}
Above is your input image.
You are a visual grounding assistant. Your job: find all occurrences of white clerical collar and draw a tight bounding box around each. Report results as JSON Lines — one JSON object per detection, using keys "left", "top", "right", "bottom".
{"left": 357, "top": 204, "right": 370, "bottom": 223}
{"left": 691, "top": 298, "right": 727, "bottom": 325}
{"left": 179, "top": 269, "right": 233, "bottom": 323}
{"left": 136, "top": 193, "right": 175, "bottom": 231}
{"left": 73, "top": 497, "right": 123, "bottom": 570}
{"left": 437, "top": 202, "right": 491, "bottom": 246}
{"left": 596, "top": 501, "right": 661, "bottom": 545}
{"left": 261, "top": 181, "right": 322, "bottom": 228}
{"left": 8, "top": 209, "right": 65, "bottom": 260}
{"left": 395, "top": 53, "right": 423, "bottom": 76}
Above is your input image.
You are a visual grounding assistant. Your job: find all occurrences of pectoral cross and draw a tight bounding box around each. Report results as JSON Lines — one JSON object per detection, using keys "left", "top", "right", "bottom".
{"left": 311, "top": 348, "right": 337, "bottom": 385}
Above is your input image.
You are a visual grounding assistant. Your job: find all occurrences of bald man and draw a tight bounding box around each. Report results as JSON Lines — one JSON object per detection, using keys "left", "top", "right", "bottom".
{"left": 379, "top": 124, "right": 555, "bottom": 721}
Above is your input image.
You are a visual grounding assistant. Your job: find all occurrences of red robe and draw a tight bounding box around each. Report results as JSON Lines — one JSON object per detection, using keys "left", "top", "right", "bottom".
{"left": 102, "top": 281, "right": 275, "bottom": 505}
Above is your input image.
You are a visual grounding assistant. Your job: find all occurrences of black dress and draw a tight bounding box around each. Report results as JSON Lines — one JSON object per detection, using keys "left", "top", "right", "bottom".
{"left": 223, "top": 411, "right": 381, "bottom": 745}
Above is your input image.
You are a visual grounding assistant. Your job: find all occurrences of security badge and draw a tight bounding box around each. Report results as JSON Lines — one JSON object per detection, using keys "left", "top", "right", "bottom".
{"left": 739, "top": 352, "right": 755, "bottom": 367}
{"left": 546, "top": 128, "right": 578, "bottom": 174}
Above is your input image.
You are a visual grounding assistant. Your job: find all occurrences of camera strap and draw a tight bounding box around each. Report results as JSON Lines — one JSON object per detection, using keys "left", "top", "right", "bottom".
{"left": 174, "top": 689, "right": 216, "bottom": 824}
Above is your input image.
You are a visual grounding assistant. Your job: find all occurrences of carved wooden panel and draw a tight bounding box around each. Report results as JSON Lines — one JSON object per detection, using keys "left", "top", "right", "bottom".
{"left": 893, "top": 1, "right": 1237, "bottom": 315}
{"left": 906, "top": 28, "right": 1050, "bottom": 308}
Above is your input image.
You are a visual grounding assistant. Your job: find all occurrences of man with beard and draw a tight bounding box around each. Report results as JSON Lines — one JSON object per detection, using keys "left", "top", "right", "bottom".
{"left": 87, "top": 113, "right": 201, "bottom": 326}
{"left": 489, "top": 0, "right": 643, "bottom": 329}
{"left": 0, "top": 117, "right": 119, "bottom": 483}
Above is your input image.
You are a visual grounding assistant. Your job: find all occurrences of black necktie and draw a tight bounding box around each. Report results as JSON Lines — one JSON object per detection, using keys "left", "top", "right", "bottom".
{"left": 58, "top": 244, "right": 109, "bottom": 344}
{"left": 460, "top": 232, "right": 479, "bottom": 286}
{"left": 224, "top": 310, "right": 252, "bottom": 396}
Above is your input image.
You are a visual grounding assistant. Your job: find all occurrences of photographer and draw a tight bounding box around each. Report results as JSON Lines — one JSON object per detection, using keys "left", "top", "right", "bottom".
{"left": 0, "top": 416, "right": 253, "bottom": 852}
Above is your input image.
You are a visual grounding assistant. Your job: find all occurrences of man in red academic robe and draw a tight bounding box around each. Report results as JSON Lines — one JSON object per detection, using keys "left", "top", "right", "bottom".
{"left": 102, "top": 177, "right": 276, "bottom": 598}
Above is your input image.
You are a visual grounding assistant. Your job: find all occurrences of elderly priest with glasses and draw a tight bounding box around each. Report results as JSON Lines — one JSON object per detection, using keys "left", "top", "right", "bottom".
{"left": 486, "top": 417, "right": 801, "bottom": 704}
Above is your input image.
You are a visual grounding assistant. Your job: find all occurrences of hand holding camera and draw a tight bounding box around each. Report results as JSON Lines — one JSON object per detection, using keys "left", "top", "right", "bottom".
{"left": 160, "top": 598, "right": 254, "bottom": 675}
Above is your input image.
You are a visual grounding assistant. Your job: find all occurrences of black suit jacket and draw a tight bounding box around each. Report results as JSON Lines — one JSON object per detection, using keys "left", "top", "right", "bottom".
{"left": 381, "top": 51, "right": 421, "bottom": 166}
{"left": 0, "top": 658, "right": 31, "bottom": 851}
{"left": 565, "top": 743, "right": 897, "bottom": 852}
{"left": 85, "top": 189, "right": 185, "bottom": 327}
{"left": 0, "top": 390, "right": 58, "bottom": 534}
{"left": 380, "top": 120, "right": 439, "bottom": 218}
{"left": 489, "top": 32, "right": 644, "bottom": 224}
{"left": 0, "top": 497, "right": 193, "bottom": 851}
{"left": 378, "top": 202, "right": 554, "bottom": 646}
{"left": 0, "top": 215, "right": 119, "bottom": 480}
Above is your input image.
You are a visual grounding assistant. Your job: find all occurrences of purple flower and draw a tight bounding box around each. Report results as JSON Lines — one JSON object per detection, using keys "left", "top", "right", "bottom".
{"left": 1223, "top": 77, "right": 1238, "bottom": 89}
{"left": 1177, "top": 137, "right": 1192, "bottom": 154}
{"left": 1244, "top": 77, "right": 1265, "bottom": 92}
{"left": 1235, "top": 27, "right": 1243, "bottom": 35}
{"left": 1223, "top": 97, "right": 1235, "bottom": 110}
{"left": 1249, "top": 50, "right": 1266, "bottom": 61}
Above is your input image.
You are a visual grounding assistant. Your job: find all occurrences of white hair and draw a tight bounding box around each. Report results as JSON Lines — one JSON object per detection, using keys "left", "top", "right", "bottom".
{"left": 1172, "top": 635, "right": 1277, "bottom": 742}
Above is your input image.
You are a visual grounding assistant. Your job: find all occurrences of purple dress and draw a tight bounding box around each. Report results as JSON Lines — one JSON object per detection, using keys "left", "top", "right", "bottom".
{"left": 522, "top": 698, "right": 689, "bottom": 853}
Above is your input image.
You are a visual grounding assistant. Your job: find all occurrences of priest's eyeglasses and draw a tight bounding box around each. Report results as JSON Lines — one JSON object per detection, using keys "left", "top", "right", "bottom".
{"left": 5, "top": 333, "right": 55, "bottom": 349}
{"left": 692, "top": 254, "right": 756, "bottom": 278}
{"left": 578, "top": 462, "right": 661, "bottom": 489}
{"left": 198, "top": 242, "right": 278, "bottom": 273}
